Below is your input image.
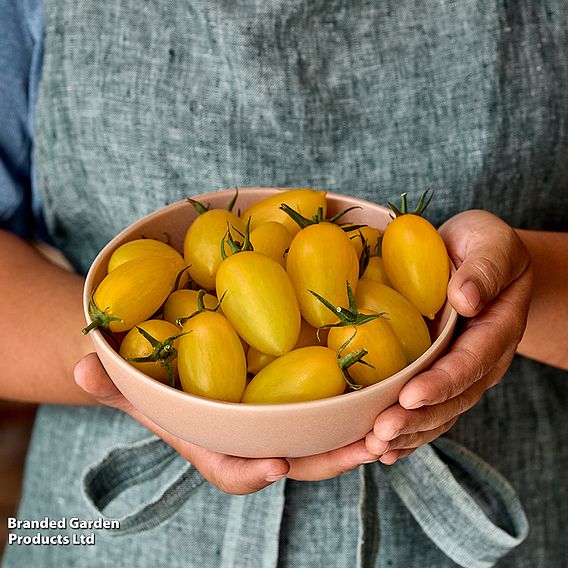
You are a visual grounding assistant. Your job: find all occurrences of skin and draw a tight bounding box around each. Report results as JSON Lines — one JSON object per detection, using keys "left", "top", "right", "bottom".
{"left": 0, "top": 208, "right": 566, "bottom": 492}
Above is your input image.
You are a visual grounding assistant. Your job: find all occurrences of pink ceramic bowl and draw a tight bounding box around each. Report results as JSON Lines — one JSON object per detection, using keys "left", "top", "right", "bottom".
{"left": 83, "top": 188, "right": 458, "bottom": 458}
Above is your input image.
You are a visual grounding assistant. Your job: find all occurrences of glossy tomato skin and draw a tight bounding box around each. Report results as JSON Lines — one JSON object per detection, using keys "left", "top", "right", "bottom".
{"left": 241, "top": 346, "right": 345, "bottom": 404}
{"left": 184, "top": 209, "right": 245, "bottom": 290}
{"left": 286, "top": 222, "right": 359, "bottom": 328}
{"left": 249, "top": 222, "right": 292, "bottom": 268}
{"left": 119, "top": 319, "right": 181, "bottom": 383}
{"left": 355, "top": 279, "right": 432, "bottom": 364}
{"left": 344, "top": 225, "right": 381, "bottom": 258}
{"left": 216, "top": 251, "right": 301, "bottom": 356}
{"left": 362, "top": 256, "right": 392, "bottom": 286}
{"left": 241, "top": 189, "right": 327, "bottom": 236}
{"left": 382, "top": 214, "right": 450, "bottom": 319}
{"left": 108, "top": 239, "right": 184, "bottom": 273}
{"left": 327, "top": 309, "right": 406, "bottom": 387}
{"left": 246, "top": 318, "right": 327, "bottom": 374}
{"left": 92, "top": 256, "right": 177, "bottom": 332}
{"left": 177, "top": 311, "right": 246, "bottom": 402}
{"left": 162, "top": 289, "right": 219, "bottom": 326}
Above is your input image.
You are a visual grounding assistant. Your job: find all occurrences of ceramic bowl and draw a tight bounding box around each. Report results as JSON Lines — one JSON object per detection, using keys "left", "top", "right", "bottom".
{"left": 83, "top": 188, "right": 458, "bottom": 458}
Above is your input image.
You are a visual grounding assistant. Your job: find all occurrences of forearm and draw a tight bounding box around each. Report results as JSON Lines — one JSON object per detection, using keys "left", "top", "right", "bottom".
{"left": 515, "top": 229, "right": 568, "bottom": 370}
{"left": 0, "top": 230, "right": 96, "bottom": 404}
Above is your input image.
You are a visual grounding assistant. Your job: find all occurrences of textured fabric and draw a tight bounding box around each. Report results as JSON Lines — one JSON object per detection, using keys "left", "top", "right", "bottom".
{"left": 0, "top": 0, "right": 49, "bottom": 240}
{"left": 4, "top": 1, "right": 568, "bottom": 567}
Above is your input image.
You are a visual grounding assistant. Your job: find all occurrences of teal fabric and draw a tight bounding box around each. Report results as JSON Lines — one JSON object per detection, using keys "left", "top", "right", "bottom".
{"left": 4, "top": 1, "right": 568, "bottom": 566}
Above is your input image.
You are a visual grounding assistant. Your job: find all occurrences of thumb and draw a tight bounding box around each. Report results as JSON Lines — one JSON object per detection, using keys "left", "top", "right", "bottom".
{"left": 439, "top": 211, "right": 530, "bottom": 317}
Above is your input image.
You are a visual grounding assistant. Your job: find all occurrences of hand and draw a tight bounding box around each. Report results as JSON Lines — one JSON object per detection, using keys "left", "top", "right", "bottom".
{"left": 75, "top": 354, "right": 380, "bottom": 494}
{"left": 365, "top": 210, "right": 533, "bottom": 464}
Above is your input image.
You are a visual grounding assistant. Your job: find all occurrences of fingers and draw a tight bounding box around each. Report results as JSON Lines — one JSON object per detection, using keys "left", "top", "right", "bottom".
{"left": 74, "top": 353, "right": 290, "bottom": 495}
{"left": 286, "top": 439, "right": 379, "bottom": 481}
{"left": 439, "top": 210, "right": 531, "bottom": 317}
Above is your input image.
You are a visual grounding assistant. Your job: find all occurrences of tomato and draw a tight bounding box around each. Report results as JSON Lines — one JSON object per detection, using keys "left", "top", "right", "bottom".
{"left": 343, "top": 225, "right": 381, "bottom": 259}
{"left": 327, "top": 309, "right": 406, "bottom": 386}
{"left": 183, "top": 209, "right": 245, "bottom": 290}
{"left": 163, "top": 289, "right": 219, "bottom": 326}
{"left": 382, "top": 210, "right": 449, "bottom": 319}
{"left": 177, "top": 311, "right": 246, "bottom": 402}
{"left": 361, "top": 256, "right": 392, "bottom": 286}
{"left": 286, "top": 222, "right": 359, "bottom": 327}
{"left": 216, "top": 251, "right": 301, "bottom": 356}
{"left": 84, "top": 256, "right": 177, "bottom": 334}
{"left": 249, "top": 222, "right": 292, "bottom": 268}
{"left": 355, "top": 279, "right": 432, "bottom": 363}
{"left": 241, "top": 346, "right": 346, "bottom": 404}
{"left": 119, "top": 320, "right": 182, "bottom": 385}
{"left": 240, "top": 189, "right": 327, "bottom": 236}
{"left": 246, "top": 318, "right": 327, "bottom": 374}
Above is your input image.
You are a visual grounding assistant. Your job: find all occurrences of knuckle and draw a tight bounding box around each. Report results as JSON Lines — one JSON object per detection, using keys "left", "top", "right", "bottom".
{"left": 470, "top": 254, "right": 503, "bottom": 301}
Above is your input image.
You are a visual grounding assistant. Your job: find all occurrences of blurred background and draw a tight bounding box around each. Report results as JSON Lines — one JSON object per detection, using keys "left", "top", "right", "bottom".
{"left": 0, "top": 402, "right": 36, "bottom": 555}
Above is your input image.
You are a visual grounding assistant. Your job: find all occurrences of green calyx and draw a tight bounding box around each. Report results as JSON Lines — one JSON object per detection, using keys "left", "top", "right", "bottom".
{"left": 220, "top": 216, "right": 253, "bottom": 259}
{"left": 354, "top": 231, "right": 371, "bottom": 278}
{"left": 187, "top": 187, "right": 239, "bottom": 215}
{"left": 176, "top": 289, "right": 225, "bottom": 327}
{"left": 388, "top": 188, "right": 434, "bottom": 218}
{"left": 309, "top": 281, "right": 386, "bottom": 329}
{"left": 279, "top": 203, "right": 365, "bottom": 231}
{"left": 335, "top": 331, "right": 375, "bottom": 391}
{"left": 82, "top": 292, "right": 123, "bottom": 335}
{"left": 173, "top": 265, "right": 192, "bottom": 291}
{"left": 127, "top": 326, "right": 191, "bottom": 388}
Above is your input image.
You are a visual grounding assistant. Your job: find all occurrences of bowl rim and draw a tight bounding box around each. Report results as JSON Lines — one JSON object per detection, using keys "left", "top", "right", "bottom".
{"left": 84, "top": 187, "right": 459, "bottom": 414}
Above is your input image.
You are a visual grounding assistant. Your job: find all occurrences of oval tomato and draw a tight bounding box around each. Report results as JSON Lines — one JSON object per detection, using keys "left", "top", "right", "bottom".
{"left": 343, "top": 225, "right": 381, "bottom": 259}
{"left": 163, "top": 289, "right": 219, "bottom": 326}
{"left": 183, "top": 209, "right": 245, "bottom": 290}
{"left": 241, "top": 189, "right": 327, "bottom": 236}
{"left": 84, "top": 256, "right": 177, "bottom": 333}
{"left": 241, "top": 346, "right": 346, "bottom": 404}
{"left": 107, "top": 238, "right": 184, "bottom": 273}
{"left": 286, "top": 222, "right": 359, "bottom": 327}
{"left": 177, "top": 311, "right": 246, "bottom": 402}
{"left": 327, "top": 309, "right": 406, "bottom": 386}
{"left": 216, "top": 251, "right": 301, "bottom": 356}
{"left": 355, "top": 279, "right": 432, "bottom": 363}
{"left": 382, "top": 213, "right": 449, "bottom": 319}
{"left": 361, "top": 256, "right": 392, "bottom": 286}
{"left": 246, "top": 318, "right": 327, "bottom": 374}
{"left": 249, "top": 222, "right": 292, "bottom": 268}
{"left": 119, "top": 319, "right": 182, "bottom": 384}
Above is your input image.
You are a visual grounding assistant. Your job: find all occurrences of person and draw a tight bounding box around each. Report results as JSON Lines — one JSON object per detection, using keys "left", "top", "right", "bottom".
{"left": 1, "top": 0, "right": 567, "bottom": 566}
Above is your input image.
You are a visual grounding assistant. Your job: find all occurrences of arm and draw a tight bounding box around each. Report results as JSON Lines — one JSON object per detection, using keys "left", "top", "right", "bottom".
{"left": 516, "top": 230, "right": 568, "bottom": 370}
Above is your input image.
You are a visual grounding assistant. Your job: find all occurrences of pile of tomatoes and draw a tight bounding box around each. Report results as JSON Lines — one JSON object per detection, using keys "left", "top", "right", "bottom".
{"left": 83, "top": 188, "right": 450, "bottom": 404}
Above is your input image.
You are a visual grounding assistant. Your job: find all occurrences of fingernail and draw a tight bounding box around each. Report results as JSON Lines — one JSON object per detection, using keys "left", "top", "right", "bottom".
{"left": 404, "top": 400, "right": 427, "bottom": 409}
{"left": 265, "top": 474, "right": 286, "bottom": 483}
{"left": 362, "top": 457, "right": 380, "bottom": 464}
{"left": 460, "top": 280, "right": 481, "bottom": 311}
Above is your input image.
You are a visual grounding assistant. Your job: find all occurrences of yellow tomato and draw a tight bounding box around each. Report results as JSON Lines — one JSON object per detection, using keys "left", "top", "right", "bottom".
{"left": 177, "top": 311, "right": 246, "bottom": 402}
{"left": 382, "top": 214, "right": 450, "bottom": 319}
{"left": 249, "top": 222, "right": 292, "bottom": 268}
{"left": 241, "top": 346, "right": 346, "bottom": 404}
{"left": 183, "top": 209, "right": 245, "bottom": 290}
{"left": 362, "top": 256, "right": 392, "bottom": 286}
{"left": 240, "top": 189, "right": 327, "bottom": 236}
{"left": 163, "top": 289, "right": 219, "bottom": 326}
{"left": 216, "top": 251, "right": 301, "bottom": 356}
{"left": 355, "top": 279, "right": 432, "bottom": 363}
{"left": 286, "top": 222, "right": 359, "bottom": 327}
{"left": 119, "top": 320, "right": 182, "bottom": 384}
{"left": 327, "top": 309, "right": 406, "bottom": 387}
{"left": 344, "top": 225, "right": 381, "bottom": 258}
{"left": 84, "top": 256, "right": 177, "bottom": 333}
{"left": 246, "top": 319, "right": 327, "bottom": 374}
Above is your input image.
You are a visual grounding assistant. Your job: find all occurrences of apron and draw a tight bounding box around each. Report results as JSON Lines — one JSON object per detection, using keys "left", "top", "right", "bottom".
{"left": 4, "top": 1, "right": 568, "bottom": 566}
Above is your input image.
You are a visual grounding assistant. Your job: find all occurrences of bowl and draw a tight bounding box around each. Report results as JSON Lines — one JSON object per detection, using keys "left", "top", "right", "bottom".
{"left": 83, "top": 188, "right": 458, "bottom": 458}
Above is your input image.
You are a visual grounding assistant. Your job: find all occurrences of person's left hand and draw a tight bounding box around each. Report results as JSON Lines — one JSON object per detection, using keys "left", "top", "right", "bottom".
{"left": 364, "top": 209, "right": 533, "bottom": 465}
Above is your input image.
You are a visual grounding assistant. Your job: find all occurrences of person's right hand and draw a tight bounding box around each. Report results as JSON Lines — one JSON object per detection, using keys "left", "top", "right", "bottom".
{"left": 75, "top": 353, "right": 380, "bottom": 495}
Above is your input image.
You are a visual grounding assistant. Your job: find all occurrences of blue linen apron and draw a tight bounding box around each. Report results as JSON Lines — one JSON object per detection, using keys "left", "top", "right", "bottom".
{"left": 4, "top": 1, "right": 567, "bottom": 566}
